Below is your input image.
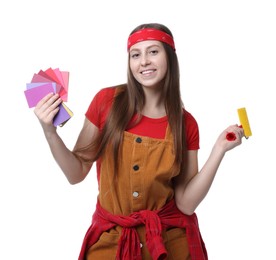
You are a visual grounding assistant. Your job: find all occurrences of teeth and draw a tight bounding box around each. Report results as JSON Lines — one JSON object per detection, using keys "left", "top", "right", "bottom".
{"left": 142, "top": 70, "right": 154, "bottom": 74}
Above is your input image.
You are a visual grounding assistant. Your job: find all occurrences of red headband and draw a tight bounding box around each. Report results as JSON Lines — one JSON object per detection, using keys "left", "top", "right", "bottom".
{"left": 127, "top": 28, "right": 175, "bottom": 51}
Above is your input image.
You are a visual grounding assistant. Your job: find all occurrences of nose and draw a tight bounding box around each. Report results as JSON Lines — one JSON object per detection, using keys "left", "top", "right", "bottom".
{"left": 140, "top": 53, "right": 150, "bottom": 66}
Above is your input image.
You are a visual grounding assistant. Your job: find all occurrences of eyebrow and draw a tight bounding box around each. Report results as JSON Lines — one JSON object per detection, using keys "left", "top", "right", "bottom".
{"left": 130, "top": 44, "right": 162, "bottom": 53}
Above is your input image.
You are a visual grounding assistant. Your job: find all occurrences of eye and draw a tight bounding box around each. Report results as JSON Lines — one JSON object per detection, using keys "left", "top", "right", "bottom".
{"left": 149, "top": 49, "right": 159, "bottom": 55}
{"left": 130, "top": 53, "right": 140, "bottom": 59}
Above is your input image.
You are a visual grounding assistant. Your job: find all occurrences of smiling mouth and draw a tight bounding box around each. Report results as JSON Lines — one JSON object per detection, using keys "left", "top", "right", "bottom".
{"left": 141, "top": 69, "right": 156, "bottom": 75}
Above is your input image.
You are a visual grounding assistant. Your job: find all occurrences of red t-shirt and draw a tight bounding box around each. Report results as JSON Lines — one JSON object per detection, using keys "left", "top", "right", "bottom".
{"left": 85, "top": 86, "right": 199, "bottom": 150}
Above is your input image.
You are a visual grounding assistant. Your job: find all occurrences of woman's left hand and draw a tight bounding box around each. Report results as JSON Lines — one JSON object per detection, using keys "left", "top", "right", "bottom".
{"left": 216, "top": 124, "right": 245, "bottom": 153}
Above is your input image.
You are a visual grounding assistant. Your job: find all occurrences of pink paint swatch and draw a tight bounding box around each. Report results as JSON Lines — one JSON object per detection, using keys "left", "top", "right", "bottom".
{"left": 24, "top": 67, "right": 73, "bottom": 127}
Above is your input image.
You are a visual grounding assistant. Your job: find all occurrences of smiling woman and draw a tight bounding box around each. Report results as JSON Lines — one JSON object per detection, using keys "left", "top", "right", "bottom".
{"left": 33, "top": 22, "right": 245, "bottom": 260}
{"left": 129, "top": 40, "right": 168, "bottom": 93}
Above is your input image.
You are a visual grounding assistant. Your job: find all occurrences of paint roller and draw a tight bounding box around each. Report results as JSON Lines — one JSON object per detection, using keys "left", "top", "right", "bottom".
{"left": 226, "top": 107, "right": 252, "bottom": 141}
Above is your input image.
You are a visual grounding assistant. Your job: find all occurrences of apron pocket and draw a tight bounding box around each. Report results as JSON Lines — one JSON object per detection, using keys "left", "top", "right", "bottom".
{"left": 163, "top": 227, "right": 191, "bottom": 260}
{"left": 86, "top": 230, "right": 119, "bottom": 260}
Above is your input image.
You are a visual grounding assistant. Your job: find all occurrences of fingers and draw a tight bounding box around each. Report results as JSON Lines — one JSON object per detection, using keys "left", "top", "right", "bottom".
{"left": 216, "top": 124, "right": 246, "bottom": 153}
{"left": 220, "top": 125, "right": 244, "bottom": 153}
{"left": 226, "top": 124, "right": 244, "bottom": 141}
{"left": 36, "top": 93, "right": 59, "bottom": 109}
{"left": 34, "top": 93, "right": 62, "bottom": 125}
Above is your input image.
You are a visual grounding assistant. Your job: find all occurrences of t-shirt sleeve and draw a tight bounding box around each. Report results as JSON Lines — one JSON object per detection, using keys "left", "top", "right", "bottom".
{"left": 85, "top": 87, "right": 116, "bottom": 129}
{"left": 184, "top": 110, "right": 200, "bottom": 150}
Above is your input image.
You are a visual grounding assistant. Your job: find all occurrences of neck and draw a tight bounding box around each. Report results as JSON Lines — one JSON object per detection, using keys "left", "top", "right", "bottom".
{"left": 142, "top": 88, "right": 166, "bottom": 118}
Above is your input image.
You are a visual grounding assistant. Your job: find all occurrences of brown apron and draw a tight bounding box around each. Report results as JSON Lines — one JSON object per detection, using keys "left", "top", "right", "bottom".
{"left": 86, "top": 127, "right": 191, "bottom": 259}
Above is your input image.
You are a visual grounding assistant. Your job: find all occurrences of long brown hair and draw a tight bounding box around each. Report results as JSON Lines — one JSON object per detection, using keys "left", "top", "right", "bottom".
{"left": 73, "top": 23, "right": 186, "bottom": 174}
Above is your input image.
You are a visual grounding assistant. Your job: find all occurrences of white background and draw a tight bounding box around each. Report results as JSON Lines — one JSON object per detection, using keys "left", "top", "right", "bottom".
{"left": 1, "top": 0, "right": 275, "bottom": 259}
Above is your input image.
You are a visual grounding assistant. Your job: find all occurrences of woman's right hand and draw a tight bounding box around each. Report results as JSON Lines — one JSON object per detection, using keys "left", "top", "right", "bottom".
{"left": 34, "top": 93, "right": 63, "bottom": 132}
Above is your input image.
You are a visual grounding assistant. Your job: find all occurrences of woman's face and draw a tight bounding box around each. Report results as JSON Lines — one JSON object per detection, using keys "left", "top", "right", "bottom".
{"left": 129, "top": 40, "right": 168, "bottom": 89}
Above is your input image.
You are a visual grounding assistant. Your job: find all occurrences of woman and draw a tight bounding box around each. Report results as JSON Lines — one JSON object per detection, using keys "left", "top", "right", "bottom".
{"left": 34, "top": 23, "right": 244, "bottom": 260}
